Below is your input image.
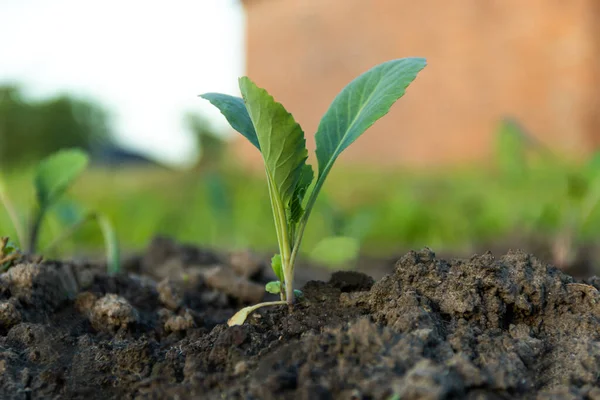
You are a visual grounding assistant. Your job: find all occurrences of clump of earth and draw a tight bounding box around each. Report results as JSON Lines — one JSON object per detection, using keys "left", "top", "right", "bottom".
{"left": 0, "top": 236, "right": 599, "bottom": 399}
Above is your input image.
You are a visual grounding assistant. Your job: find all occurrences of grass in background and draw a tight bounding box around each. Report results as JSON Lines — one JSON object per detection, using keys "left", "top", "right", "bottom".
{"left": 2, "top": 151, "right": 597, "bottom": 267}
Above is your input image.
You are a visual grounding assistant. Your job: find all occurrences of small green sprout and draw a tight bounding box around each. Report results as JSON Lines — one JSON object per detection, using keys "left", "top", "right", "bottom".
{"left": 494, "top": 118, "right": 600, "bottom": 270}
{"left": 309, "top": 197, "right": 375, "bottom": 269}
{"left": 201, "top": 58, "right": 426, "bottom": 325}
{"left": 0, "top": 149, "right": 120, "bottom": 274}
{"left": 551, "top": 152, "right": 600, "bottom": 269}
{"left": 0, "top": 237, "right": 21, "bottom": 271}
{"left": 29, "top": 148, "right": 90, "bottom": 252}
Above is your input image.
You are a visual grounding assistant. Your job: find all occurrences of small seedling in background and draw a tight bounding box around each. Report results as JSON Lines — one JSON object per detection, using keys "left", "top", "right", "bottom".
{"left": 494, "top": 117, "right": 556, "bottom": 181}
{"left": 0, "top": 179, "right": 26, "bottom": 248}
{"left": 0, "top": 149, "right": 120, "bottom": 274}
{"left": 28, "top": 148, "right": 90, "bottom": 252}
{"left": 47, "top": 199, "right": 121, "bottom": 275}
{"left": 201, "top": 57, "right": 426, "bottom": 325}
{"left": 309, "top": 195, "right": 375, "bottom": 269}
{"left": 550, "top": 153, "right": 600, "bottom": 269}
{"left": 0, "top": 237, "right": 21, "bottom": 271}
{"left": 204, "top": 171, "right": 234, "bottom": 245}
{"left": 494, "top": 118, "right": 600, "bottom": 270}
{"left": 495, "top": 118, "right": 531, "bottom": 182}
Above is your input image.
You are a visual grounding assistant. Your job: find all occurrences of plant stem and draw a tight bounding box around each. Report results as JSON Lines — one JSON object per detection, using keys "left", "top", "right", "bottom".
{"left": 288, "top": 176, "right": 326, "bottom": 283}
{"left": 0, "top": 181, "right": 26, "bottom": 248}
{"left": 96, "top": 213, "right": 121, "bottom": 275}
{"left": 265, "top": 170, "right": 293, "bottom": 302}
{"left": 42, "top": 212, "right": 95, "bottom": 256}
{"left": 27, "top": 207, "right": 45, "bottom": 255}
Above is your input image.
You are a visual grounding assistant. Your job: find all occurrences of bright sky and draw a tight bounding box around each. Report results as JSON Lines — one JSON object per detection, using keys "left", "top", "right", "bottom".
{"left": 0, "top": 0, "right": 244, "bottom": 166}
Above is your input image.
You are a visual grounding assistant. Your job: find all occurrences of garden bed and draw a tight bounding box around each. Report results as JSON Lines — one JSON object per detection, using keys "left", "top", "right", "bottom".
{"left": 0, "top": 236, "right": 599, "bottom": 399}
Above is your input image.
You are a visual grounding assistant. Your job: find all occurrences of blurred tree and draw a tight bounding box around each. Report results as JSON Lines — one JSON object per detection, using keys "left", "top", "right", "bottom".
{"left": 0, "top": 85, "right": 112, "bottom": 168}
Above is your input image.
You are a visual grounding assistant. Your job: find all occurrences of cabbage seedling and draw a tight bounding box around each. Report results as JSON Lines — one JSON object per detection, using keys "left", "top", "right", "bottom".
{"left": 0, "top": 149, "right": 120, "bottom": 274}
{"left": 31, "top": 150, "right": 121, "bottom": 274}
{"left": 201, "top": 58, "right": 426, "bottom": 325}
{"left": 0, "top": 237, "right": 21, "bottom": 271}
{"left": 29, "top": 149, "right": 90, "bottom": 253}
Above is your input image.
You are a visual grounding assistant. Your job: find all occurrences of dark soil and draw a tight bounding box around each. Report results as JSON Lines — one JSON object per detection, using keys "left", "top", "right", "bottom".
{"left": 1, "top": 236, "right": 600, "bottom": 399}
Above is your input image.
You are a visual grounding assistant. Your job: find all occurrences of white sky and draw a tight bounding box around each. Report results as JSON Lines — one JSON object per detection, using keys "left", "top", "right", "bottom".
{"left": 0, "top": 0, "right": 244, "bottom": 166}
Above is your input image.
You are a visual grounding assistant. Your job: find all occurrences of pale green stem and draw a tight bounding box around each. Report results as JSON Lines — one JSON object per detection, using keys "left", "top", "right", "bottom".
{"left": 42, "top": 212, "right": 95, "bottom": 255}
{"left": 97, "top": 213, "right": 121, "bottom": 275}
{"left": 265, "top": 169, "right": 293, "bottom": 302}
{"left": 288, "top": 175, "right": 328, "bottom": 298}
{"left": 0, "top": 181, "right": 26, "bottom": 248}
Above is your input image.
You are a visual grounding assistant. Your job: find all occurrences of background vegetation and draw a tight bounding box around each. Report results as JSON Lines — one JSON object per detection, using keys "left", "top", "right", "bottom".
{"left": 2, "top": 86, "right": 599, "bottom": 273}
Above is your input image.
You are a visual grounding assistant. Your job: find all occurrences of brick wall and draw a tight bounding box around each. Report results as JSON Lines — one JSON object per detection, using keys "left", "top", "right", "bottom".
{"left": 236, "top": 0, "right": 600, "bottom": 168}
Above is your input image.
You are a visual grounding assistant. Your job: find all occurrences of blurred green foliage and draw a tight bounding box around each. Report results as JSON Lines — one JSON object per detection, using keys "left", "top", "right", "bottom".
{"left": 0, "top": 85, "right": 112, "bottom": 168}
{"left": 2, "top": 106, "right": 599, "bottom": 273}
{"left": 184, "top": 111, "right": 228, "bottom": 170}
{"left": 2, "top": 156, "right": 597, "bottom": 264}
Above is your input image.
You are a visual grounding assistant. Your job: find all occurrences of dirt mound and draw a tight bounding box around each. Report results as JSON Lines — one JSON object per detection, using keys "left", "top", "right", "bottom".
{"left": 0, "top": 241, "right": 599, "bottom": 399}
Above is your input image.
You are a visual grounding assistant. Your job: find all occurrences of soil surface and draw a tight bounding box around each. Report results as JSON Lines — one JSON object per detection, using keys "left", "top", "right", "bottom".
{"left": 1, "top": 236, "right": 600, "bottom": 399}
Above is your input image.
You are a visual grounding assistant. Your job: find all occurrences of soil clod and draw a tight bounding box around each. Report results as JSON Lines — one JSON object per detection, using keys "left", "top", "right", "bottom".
{"left": 0, "top": 242, "right": 598, "bottom": 399}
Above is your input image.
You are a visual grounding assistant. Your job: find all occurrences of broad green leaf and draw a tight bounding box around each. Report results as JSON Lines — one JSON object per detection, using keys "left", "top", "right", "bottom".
{"left": 315, "top": 58, "right": 426, "bottom": 180}
{"left": 34, "top": 149, "right": 89, "bottom": 209}
{"left": 53, "top": 198, "right": 87, "bottom": 227}
{"left": 239, "top": 77, "right": 308, "bottom": 207}
{"left": 271, "top": 253, "right": 284, "bottom": 282}
{"left": 199, "top": 93, "right": 260, "bottom": 150}
{"left": 265, "top": 281, "right": 281, "bottom": 294}
{"left": 288, "top": 164, "right": 314, "bottom": 225}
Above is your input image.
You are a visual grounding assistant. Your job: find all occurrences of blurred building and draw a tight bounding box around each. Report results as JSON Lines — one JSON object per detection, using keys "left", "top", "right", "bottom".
{"left": 236, "top": 0, "right": 600, "bottom": 168}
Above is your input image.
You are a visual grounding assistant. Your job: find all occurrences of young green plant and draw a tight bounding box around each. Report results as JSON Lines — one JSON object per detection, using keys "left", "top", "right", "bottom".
{"left": 309, "top": 194, "right": 375, "bottom": 269}
{"left": 201, "top": 58, "right": 426, "bottom": 325}
{"left": 0, "top": 237, "right": 21, "bottom": 271}
{"left": 0, "top": 149, "right": 121, "bottom": 274}
{"left": 494, "top": 118, "right": 600, "bottom": 270}
{"left": 550, "top": 152, "right": 600, "bottom": 269}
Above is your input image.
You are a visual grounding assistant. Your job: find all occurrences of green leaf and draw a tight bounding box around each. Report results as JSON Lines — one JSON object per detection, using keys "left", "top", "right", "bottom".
{"left": 314, "top": 58, "right": 426, "bottom": 181}
{"left": 239, "top": 77, "right": 309, "bottom": 207}
{"left": 271, "top": 254, "right": 284, "bottom": 282}
{"left": 34, "top": 149, "right": 89, "bottom": 209}
{"left": 288, "top": 164, "right": 314, "bottom": 225}
{"left": 53, "top": 199, "right": 87, "bottom": 227}
{"left": 265, "top": 281, "right": 281, "bottom": 294}
{"left": 227, "top": 300, "right": 286, "bottom": 326}
{"left": 2, "top": 241, "right": 18, "bottom": 256}
{"left": 1, "top": 239, "right": 20, "bottom": 271}
{"left": 199, "top": 93, "right": 260, "bottom": 150}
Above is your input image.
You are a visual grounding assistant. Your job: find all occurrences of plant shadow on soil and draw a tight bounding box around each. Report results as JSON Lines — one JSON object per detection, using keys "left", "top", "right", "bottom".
{"left": 1, "top": 236, "right": 600, "bottom": 399}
